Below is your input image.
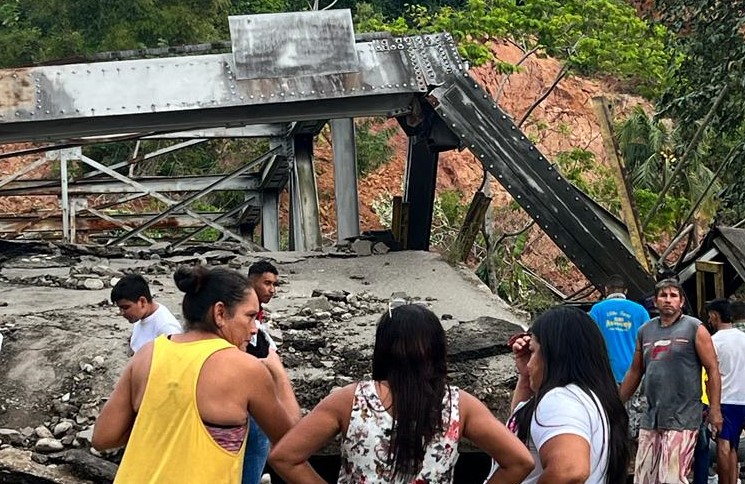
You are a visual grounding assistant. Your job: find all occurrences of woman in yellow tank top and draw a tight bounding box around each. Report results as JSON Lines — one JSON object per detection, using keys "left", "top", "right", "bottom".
{"left": 92, "top": 266, "right": 306, "bottom": 483}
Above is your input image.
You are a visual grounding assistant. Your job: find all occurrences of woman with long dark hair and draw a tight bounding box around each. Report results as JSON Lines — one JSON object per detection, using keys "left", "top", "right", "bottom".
{"left": 270, "top": 304, "right": 534, "bottom": 483}
{"left": 487, "top": 306, "right": 630, "bottom": 483}
{"left": 93, "top": 266, "right": 303, "bottom": 483}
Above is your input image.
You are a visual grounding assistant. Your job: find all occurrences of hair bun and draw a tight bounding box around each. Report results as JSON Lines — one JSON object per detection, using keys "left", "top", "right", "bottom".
{"left": 174, "top": 265, "right": 207, "bottom": 294}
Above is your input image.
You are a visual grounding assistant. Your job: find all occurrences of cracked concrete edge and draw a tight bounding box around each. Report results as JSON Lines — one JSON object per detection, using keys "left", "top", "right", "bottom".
{"left": 453, "top": 262, "right": 529, "bottom": 330}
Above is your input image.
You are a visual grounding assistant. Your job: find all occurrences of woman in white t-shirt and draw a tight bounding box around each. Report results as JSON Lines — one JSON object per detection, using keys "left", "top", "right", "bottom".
{"left": 487, "top": 306, "right": 630, "bottom": 484}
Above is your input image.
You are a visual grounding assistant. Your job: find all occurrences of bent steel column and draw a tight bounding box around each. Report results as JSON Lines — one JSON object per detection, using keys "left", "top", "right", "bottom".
{"left": 403, "top": 135, "right": 439, "bottom": 251}
{"left": 331, "top": 118, "right": 360, "bottom": 243}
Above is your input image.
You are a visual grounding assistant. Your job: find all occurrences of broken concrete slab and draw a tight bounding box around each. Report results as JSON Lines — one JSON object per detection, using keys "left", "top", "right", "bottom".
{"left": 446, "top": 317, "right": 524, "bottom": 363}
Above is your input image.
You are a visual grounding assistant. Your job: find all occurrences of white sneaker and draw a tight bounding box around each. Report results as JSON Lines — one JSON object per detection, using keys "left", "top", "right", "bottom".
{"left": 260, "top": 474, "right": 272, "bottom": 484}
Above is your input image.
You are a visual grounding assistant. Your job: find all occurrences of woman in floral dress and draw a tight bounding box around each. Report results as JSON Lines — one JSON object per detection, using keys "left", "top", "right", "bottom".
{"left": 270, "top": 304, "right": 534, "bottom": 483}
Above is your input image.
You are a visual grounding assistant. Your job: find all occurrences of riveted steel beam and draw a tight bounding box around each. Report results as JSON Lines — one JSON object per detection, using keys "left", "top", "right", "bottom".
{"left": 426, "top": 74, "right": 657, "bottom": 299}
{"left": 0, "top": 31, "right": 465, "bottom": 143}
{"left": 0, "top": 174, "right": 260, "bottom": 196}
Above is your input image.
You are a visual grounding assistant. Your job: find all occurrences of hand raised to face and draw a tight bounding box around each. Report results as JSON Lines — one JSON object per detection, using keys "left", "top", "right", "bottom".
{"left": 508, "top": 332, "right": 532, "bottom": 377}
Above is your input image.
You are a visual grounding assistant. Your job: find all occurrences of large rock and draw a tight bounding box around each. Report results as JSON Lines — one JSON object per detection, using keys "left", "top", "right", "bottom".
{"left": 350, "top": 239, "right": 373, "bottom": 256}
{"left": 0, "top": 428, "right": 23, "bottom": 446}
{"left": 35, "top": 437, "right": 64, "bottom": 453}
{"left": 82, "top": 278, "right": 105, "bottom": 291}
{"left": 446, "top": 316, "right": 524, "bottom": 362}
{"left": 303, "top": 297, "right": 331, "bottom": 313}
{"left": 34, "top": 426, "right": 54, "bottom": 439}
{"left": 47, "top": 449, "right": 118, "bottom": 483}
{"left": 53, "top": 421, "right": 73, "bottom": 437}
{"left": 0, "top": 447, "right": 92, "bottom": 483}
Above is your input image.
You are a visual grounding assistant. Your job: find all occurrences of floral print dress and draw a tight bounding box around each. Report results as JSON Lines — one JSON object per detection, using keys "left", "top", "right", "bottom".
{"left": 338, "top": 380, "right": 461, "bottom": 484}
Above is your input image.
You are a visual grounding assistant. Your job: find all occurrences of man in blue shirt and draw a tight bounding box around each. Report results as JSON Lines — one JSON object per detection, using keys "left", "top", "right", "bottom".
{"left": 589, "top": 274, "right": 650, "bottom": 383}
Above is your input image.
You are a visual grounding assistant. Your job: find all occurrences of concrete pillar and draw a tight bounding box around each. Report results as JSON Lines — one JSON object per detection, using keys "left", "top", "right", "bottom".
{"left": 331, "top": 118, "right": 360, "bottom": 243}
{"left": 403, "top": 135, "right": 439, "bottom": 251}
{"left": 261, "top": 189, "right": 280, "bottom": 251}
{"left": 290, "top": 134, "right": 323, "bottom": 251}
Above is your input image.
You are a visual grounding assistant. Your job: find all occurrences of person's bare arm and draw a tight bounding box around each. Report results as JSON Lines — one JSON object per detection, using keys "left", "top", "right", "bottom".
{"left": 511, "top": 334, "right": 534, "bottom": 411}
{"left": 536, "top": 435, "right": 590, "bottom": 484}
{"left": 460, "top": 391, "right": 533, "bottom": 484}
{"left": 263, "top": 349, "right": 301, "bottom": 423}
{"left": 619, "top": 339, "right": 643, "bottom": 402}
{"left": 247, "top": 359, "right": 299, "bottom": 444}
{"left": 92, "top": 361, "right": 136, "bottom": 450}
{"left": 269, "top": 385, "right": 355, "bottom": 484}
{"left": 512, "top": 374, "right": 533, "bottom": 412}
{"left": 696, "top": 325, "right": 723, "bottom": 433}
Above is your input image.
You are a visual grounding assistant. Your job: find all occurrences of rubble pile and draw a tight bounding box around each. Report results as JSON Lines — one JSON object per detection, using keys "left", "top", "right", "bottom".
{"left": 0, "top": 241, "right": 525, "bottom": 482}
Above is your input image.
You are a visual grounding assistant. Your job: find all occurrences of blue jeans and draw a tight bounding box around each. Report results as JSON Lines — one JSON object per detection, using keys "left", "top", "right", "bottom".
{"left": 692, "top": 405, "right": 711, "bottom": 484}
{"left": 242, "top": 417, "right": 270, "bottom": 484}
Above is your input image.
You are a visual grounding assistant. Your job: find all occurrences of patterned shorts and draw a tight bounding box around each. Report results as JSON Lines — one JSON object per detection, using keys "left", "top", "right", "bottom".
{"left": 634, "top": 428, "right": 698, "bottom": 484}
{"left": 626, "top": 389, "right": 647, "bottom": 439}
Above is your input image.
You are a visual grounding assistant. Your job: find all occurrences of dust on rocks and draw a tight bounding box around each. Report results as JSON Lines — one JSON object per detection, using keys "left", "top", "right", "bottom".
{"left": 0, "top": 240, "right": 526, "bottom": 481}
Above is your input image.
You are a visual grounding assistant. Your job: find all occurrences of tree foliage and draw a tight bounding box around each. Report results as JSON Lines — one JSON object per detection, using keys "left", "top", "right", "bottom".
{"left": 651, "top": 0, "right": 745, "bottom": 221}
{"left": 356, "top": 0, "right": 669, "bottom": 94}
{"left": 615, "top": 105, "right": 725, "bottom": 237}
{"left": 0, "top": 0, "right": 234, "bottom": 66}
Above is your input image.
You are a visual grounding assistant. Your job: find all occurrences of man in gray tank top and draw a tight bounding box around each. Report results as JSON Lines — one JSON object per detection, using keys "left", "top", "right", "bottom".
{"left": 620, "top": 279, "right": 722, "bottom": 484}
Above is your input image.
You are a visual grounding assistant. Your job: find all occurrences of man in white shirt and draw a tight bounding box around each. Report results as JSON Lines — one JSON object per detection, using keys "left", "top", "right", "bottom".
{"left": 243, "top": 260, "right": 298, "bottom": 484}
{"left": 110, "top": 274, "right": 182, "bottom": 353}
{"left": 708, "top": 299, "right": 745, "bottom": 484}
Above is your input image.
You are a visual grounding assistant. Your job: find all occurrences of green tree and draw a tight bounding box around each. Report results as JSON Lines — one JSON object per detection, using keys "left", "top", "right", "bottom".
{"left": 615, "top": 107, "right": 722, "bottom": 238}
{"left": 651, "top": 0, "right": 745, "bottom": 221}
{"left": 356, "top": 0, "right": 669, "bottom": 95}
{"left": 0, "top": 0, "right": 233, "bottom": 66}
{"left": 355, "top": 118, "right": 397, "bottom": 178}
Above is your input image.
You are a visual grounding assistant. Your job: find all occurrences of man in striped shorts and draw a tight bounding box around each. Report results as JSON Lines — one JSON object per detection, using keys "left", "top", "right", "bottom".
{"left": 620, "top": 279, "right": 723, "bottom": 483}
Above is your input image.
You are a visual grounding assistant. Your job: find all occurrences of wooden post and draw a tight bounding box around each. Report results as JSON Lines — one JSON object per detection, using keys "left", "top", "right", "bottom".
{"left": 391, "top": 196, "right": 410, "bottom": 249}
{"left": 591, "top": 96, "right": 652, "bottom": 273}
{"left": 401, "top": 201, "right": 410, "bottom": 250}
{"left": 695, "top": 260, "right": 725, "bottom": 318}
{"left": 392, "top": 196, "right": 403, "bottom": 243}
{"left": 454, "top": 191, "right": 492, "bottom": 261}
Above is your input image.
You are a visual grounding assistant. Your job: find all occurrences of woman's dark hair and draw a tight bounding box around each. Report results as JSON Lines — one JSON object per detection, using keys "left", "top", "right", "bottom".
{"left": 173, "top": 265, "right": 251, "bottom": 332}
{"left": 513, "top": 306, "right": 629, "bottom": 484}
{"left": 372, "top": 304, "right": 449, "bottom": 481}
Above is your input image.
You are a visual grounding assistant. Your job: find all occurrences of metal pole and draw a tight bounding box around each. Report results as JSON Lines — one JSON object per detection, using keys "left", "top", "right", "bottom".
{"left": 331, "top": 118, "right": 360, "bottom": 243}
{"left": 261, "top": 189, "right": 280, "bottom": 251}
{"left": 60, "top": 155, "right": 70, "bottom": 242}
{"left": 293, "top": 134, "right": 323, "bottom": 251}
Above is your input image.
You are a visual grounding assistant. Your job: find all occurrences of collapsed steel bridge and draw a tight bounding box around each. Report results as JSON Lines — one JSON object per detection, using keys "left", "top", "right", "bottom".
{"left": 0, "top": 10, "right": 657, "bottom": 298}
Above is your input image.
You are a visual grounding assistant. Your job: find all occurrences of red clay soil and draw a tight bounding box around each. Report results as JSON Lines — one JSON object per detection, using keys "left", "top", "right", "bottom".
{"left": 0, "top": 144, "right": 56, "bottom": 215}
